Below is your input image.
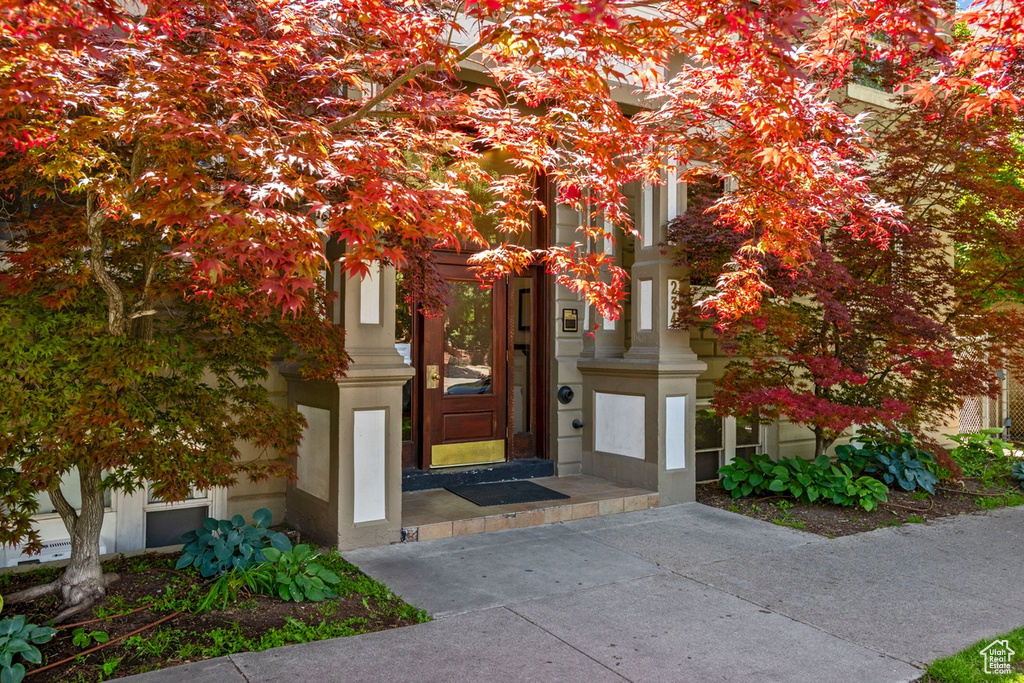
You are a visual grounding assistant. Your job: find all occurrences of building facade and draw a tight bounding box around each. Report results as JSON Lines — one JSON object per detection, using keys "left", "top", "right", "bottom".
{"left": 2, "top": 83, "right": 995, "bottom": 566}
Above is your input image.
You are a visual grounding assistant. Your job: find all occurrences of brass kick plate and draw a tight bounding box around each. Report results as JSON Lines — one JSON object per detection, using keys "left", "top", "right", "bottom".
{"left": 432, "top": 439, "right": 505, "bottom": 468}
{"left": 426, "top": 364, "right": 439, "bottom": 389}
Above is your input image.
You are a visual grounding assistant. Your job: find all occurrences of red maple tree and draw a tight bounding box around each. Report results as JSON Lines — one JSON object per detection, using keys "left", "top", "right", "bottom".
{"left": 672, "top": 96, "right": 1024, "bottom": 456}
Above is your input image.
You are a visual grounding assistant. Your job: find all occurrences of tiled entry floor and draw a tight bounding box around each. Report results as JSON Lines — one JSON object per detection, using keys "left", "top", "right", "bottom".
{"left": 401, "top": 475, "right": 657, "bottom": 542}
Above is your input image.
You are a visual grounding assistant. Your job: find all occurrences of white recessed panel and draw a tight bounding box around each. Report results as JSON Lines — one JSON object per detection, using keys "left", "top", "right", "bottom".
{"left": 353, "top": 409, "right": 387, "bottom": 523}
{"left": 667, "top": 166, "right": 678, "bottom": 220}
{"left": 602, "top": 316, "right": 615, "bottom": 331}
{"left": 603, "top": 219, "right": 614, "bottom": 255}
{"left": 643, "top": 185, "right": 654, "bottom": 248}
{"left": 665, "top": 396, "right": 686, "bottom": 471}
{"left": 296, "top": 405, "right": 331, "bottom": 502}
{"left": 594, "top": 392, "right": 645, "bottom": 459}
{"left": 359, "top": 262, "right": 380, "bottom": 325}
{"left": 639, "top": 279, "right": 653, "bottom": 331}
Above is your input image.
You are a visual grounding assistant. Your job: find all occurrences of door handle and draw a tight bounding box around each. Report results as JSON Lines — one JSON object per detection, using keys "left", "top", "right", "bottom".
{"left": 426, "top": 364, "right": 440, "bottom": 389}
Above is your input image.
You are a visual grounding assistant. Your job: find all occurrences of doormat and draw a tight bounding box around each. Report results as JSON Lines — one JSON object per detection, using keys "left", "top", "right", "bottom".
{"left": 445, "top": 480, "right": 571, "bottom": 507}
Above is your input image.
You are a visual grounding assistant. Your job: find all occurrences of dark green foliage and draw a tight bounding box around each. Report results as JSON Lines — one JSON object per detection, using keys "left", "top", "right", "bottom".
{"left": 0, "top": 615, "right": 56, "bottom": 683}
{"left": 836, "top": 433, "right": 938, "bottom": 495}
{"left": 0, "top": 547, "right": 428, "bottom": 682}
{"left": 1011, "top": 460, "right": 1024, "bottom": 485}
{"left": 255, "top": 543, "right": 342, "bottom": 603}
{"left": 176, "top": 508, "right": 288, "bottom": 578}
{"left": 718, "top": 453, "right": 774, "bottom": 498}
{"left": 822, "top": 464, "right": 890, "bottom": 511}
{"left": 718, "top": 453, "right": 889, "bottom": 511}
{"left": 196, "top": 538, "right": 343, "bottom": 608}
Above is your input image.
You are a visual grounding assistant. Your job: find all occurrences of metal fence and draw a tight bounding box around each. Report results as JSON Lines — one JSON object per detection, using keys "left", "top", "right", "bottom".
{"left": 956, "top": 339, "right": 1009, "bottom": 439}
{"left": 1007, "top": 370, "right": 1024, "bottom": 444}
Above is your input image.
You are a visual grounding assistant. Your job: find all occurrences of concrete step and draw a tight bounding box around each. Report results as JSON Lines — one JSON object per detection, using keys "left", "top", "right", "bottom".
{"left": 401, "top": 475, "right": 658, "bottom": 542}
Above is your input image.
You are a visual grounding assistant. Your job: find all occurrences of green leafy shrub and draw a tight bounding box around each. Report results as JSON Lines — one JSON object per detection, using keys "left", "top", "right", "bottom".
{"left": 719, "top": 453, "right": 888, "bottom": 511}
{"left": 819, "top": 464, "right": 890, "bottom": 511}
{"left": 176, "top": 508, "right": 290, "bottom": 578}
{"left": 764, "top": 455, "right": 826, "bottom": 502}
{"left": 256, "top": 543, "right": 341, "bottom": 603}
{"left": 945, "top": 429, "right": 1014, "bottom": 486}
{"left": 837, "top": 433, "right": 938, "bottom": 495}
{"left": 0, "top": 615, "right": 56, "bottom": 683}
{"left": 719, "top": 453, "right": 775, "bottom": 498}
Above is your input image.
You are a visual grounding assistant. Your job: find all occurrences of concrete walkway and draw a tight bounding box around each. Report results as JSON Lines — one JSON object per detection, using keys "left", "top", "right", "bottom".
{"left": 121, "top": 503, "right": 1024, "bottom": 682}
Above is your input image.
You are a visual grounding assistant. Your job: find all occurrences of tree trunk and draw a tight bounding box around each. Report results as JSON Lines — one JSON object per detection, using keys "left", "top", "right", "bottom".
{"left": 814, "top": 429, "right": 835, "bottom": 457}
{"left": 9, "top": 466, "right": 120, "bottom": 622}
{"left": 56, "top": 466, "right": 109, "bottom": 613}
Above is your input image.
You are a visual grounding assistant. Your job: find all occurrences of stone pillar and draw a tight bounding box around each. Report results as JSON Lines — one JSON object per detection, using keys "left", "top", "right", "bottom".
{"left": 578, "top": 179, "right": 706, "bottom": 505}
{"left": 580, "top": 218, "right": 627, "bottom": 361}
{"left": 284, "top": 261, "right": 413, "bottom": 551}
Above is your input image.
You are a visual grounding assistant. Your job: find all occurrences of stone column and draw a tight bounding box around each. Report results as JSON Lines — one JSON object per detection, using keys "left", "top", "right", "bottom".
{"left": 578, "top": 178, "right": 706, "bottom": 505}
{"left": 284, "top": 261, "right": 413, "bottom": 551}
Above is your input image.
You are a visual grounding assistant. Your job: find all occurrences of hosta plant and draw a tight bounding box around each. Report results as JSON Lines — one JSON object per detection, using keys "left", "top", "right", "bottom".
{"left": 719, "top": 453, "right": 889, "bottom": 511}
{"left": 838, "top": 433, "right": 939, "bottom": 495}
{"left": 257, "top": 543, "right": 342, "bottom": 603}
{"left": 177, "top": 508, "right": 291, "bottom": 578}
{"left": 719, "top": 453, "right": 776, "bottom": 499}
{"left": 0, "top": 615, "right": 56, "bottom": 683}
{"left": 819, "top": 464, "right": 890, "bottom": 512}
{"left": 1011, "top": 461, "right": 1024, "bottom": 486}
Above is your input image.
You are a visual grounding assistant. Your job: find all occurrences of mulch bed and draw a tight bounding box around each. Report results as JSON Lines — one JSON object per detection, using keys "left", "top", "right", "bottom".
{"left": 696, "top": 478, "right": 1023, "bottom": 537}
{"left": 2, "top": 552, "right": 424, "bottom": 683}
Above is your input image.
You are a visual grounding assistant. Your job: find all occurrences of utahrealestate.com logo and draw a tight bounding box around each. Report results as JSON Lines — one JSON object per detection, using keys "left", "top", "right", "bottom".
{"left": 980, "top": 639, "right": 1015, "bottom": 675}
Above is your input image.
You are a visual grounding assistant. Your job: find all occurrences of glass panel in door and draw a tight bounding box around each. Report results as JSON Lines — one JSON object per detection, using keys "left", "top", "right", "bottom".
{"left": 443, "top": 281, "right": 494, "bottom": 396}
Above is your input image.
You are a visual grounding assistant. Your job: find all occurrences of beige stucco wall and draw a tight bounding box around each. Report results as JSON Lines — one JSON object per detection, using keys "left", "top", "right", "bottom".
{"left": 225, "top": 364, "right": 290, "bottom": 525}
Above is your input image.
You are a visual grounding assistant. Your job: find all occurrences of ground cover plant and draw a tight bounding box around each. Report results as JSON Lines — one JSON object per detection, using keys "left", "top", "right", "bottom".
{"left": 718, "top": 452, "right": 890, "bottom": 511}
{"left": 704, "top": 431, "right": 1024, "bottom": 537}
{"left": 946, "top": 429, "right": 1017, "bottom": 488}
{"left": 176, "top": 508, "right": 281, "bottom": 578}
{"left": 0, "top": 548, "right": 427, "bottom": 683}
{"left": 0, "top": 613, "right": 56, "bottom": 683}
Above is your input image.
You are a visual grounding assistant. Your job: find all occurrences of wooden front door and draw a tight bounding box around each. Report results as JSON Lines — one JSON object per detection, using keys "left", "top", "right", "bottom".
{"left": 420, "top": 260, "right": 509, "bottom": 468}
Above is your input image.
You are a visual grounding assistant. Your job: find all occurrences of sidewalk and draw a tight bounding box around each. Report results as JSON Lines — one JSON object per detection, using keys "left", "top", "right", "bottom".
{"left": 120, "top": 503, "right": 1024, "bottom": 682}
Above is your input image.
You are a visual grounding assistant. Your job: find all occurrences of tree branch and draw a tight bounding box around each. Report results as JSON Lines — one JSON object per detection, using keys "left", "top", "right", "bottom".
{"left": 48, "top": 485, "right": 79, "bottom": 536}
{"left": 328, "top": 38, "right": 487, "bottom": 133}
{"left": 86, "top": 192, "right": 127, "bottom": 337}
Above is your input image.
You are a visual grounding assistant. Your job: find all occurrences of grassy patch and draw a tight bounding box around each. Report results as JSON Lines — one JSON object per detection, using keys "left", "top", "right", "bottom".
{"left": 925, "top": 625, "right": 1024, "bottom": 682}
{"left": 976, "top": 493, "right": 1024, "bottom": 510}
